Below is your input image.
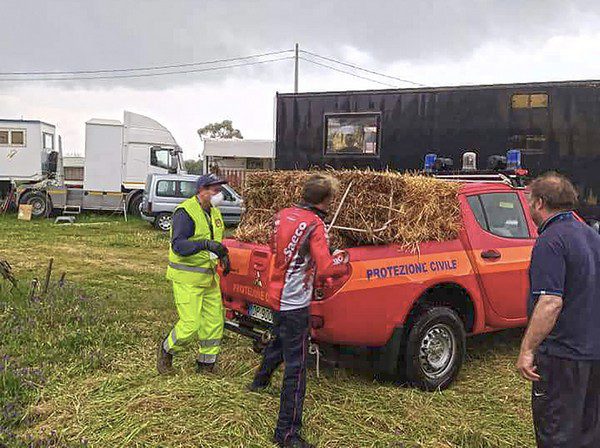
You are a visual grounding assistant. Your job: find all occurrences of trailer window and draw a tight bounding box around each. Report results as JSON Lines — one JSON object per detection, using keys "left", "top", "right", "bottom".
{"left": 479, "top": 193, "right": 530, "bottom": 238}
{"left": 0, "top": 131, "right": 8, "bottom": 145}
{"left": 511, "top": 93, "right": 548, "bottom": 109}
{"left": 156, "top": 180, "right": 177, "bottom": 197}
{"left": 43, "top": 132, "right": 54, "bottom": 150}
{"left": 151, "top": 148, "right": 171, "bottom": 170}
{"left": 10, "top": 130, "right": 25, "bottom": 145}
{"left": 324, "top": 113, "right": 380, "bottom": 156}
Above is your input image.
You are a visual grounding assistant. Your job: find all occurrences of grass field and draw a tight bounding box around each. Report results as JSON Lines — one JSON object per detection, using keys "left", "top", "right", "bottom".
{"left": 0, "top": 214, "right": 535, "bottom": 447}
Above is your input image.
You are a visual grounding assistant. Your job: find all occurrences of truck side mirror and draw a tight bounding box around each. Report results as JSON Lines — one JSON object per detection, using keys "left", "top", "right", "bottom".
{"left": 168, "top": 146, "right": 182, "bottom": 173}
{"left": 169, "top": 157, "right": 178, "bottom": 173}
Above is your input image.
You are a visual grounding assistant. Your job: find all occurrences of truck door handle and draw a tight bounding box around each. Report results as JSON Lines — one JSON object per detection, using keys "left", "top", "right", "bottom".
{"left": 481, "top": 250, "right": 501, "bottom": 260}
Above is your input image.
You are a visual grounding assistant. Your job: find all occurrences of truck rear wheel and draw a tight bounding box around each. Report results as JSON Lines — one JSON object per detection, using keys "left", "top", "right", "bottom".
{"left": 405, "top": 307, "right": 465, "bottom": 391}
{"left": 128, "top": 194, "right": 143, "bottom": 218}
{"left": 20, "top": 191, "right": 52, "bottom": 218}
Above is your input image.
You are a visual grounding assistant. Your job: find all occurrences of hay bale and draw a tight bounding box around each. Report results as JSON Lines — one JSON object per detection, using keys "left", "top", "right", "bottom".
{"left": 234, "top": 170, "right": 462, "bottom": 249}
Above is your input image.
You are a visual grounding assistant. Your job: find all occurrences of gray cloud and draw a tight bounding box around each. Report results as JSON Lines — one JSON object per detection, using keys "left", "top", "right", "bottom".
{"left": 0, "top": 0, "right": 599, "bottom": 89}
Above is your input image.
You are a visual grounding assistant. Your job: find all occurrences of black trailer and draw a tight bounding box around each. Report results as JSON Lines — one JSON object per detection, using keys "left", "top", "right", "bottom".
{"left": 275, "top": 80, "right": 600, "bottom": 215}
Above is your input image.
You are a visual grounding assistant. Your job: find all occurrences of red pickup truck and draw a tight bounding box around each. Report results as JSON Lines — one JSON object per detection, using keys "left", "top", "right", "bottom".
{"left": 221, "top": 180, "right": 536, "bottom": 390}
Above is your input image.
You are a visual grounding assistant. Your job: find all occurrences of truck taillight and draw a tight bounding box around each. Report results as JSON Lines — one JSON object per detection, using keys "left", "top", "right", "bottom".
{"left": 147, "top": 202, "right": 152, "bottom": 213}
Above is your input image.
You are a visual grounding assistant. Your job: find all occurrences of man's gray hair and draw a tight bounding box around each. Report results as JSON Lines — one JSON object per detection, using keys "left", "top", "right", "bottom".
{"left": 529, "top": 172, "right": 578, "bottom": 211}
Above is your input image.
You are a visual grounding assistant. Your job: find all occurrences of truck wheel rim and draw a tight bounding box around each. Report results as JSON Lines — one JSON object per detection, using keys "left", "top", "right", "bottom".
{"left": 30, "top": 198, "right": 46, "bottom": 215}
{"left": 418, "top": 323, "right": 456, "bottom": 379}
{"left": 158, "top": 215, "right": 172, "bottom": 230}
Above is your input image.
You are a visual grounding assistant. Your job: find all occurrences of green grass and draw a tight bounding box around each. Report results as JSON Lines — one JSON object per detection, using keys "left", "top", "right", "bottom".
{"left": 0, "top": 213, "right": 536, "bottom": 447}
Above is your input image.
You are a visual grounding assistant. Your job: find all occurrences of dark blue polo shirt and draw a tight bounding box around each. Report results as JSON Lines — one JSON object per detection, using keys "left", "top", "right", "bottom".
{"left": 529, "top": 211, "right": 600, "bottom": 360}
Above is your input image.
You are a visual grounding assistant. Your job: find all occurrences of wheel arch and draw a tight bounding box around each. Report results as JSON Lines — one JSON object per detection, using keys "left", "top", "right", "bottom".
{"left": 405, "top": 282, "right": 479, "bottom": 335}
{"left": 17, "top": 187, "right": 34, "bottom": 203}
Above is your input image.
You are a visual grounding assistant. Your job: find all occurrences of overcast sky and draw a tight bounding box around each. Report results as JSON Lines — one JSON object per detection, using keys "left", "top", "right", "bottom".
{"left": 1, "top": 0, "right": 600, "bottom": 158}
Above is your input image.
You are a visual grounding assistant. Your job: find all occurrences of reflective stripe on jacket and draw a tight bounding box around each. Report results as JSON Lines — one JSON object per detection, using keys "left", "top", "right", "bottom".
{"left": 166, "top": 196, "right": 224, "bottom": 286}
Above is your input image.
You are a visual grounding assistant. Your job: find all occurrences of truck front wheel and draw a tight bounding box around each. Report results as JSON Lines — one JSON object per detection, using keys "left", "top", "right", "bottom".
{"left": 405, "top": 307, "right": 466, "bottom": 391}
{"left": 20, "top": 191, "right": 52, "bottom": 218}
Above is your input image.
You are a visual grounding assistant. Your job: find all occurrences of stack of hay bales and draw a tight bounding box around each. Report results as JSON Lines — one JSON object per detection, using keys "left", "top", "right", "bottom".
{"left": 234, "top": 170, "right": 462, "bottom": 249}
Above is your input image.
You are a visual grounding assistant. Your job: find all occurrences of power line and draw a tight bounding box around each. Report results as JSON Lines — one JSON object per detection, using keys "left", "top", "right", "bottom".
{"left": 0, "top": 56, "right": 294, "bottom": 81}
{"left": 0, "top": 49, "right": 293, "bottom": 76}
{"left": 299, "top": 57, "right": 397, "bottom": 88}
{"left": 300, "top": 49, "right": 425, "bottom": 87}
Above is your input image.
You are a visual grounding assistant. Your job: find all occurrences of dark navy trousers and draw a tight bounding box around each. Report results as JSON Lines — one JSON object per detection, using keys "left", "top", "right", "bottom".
{"left": 252, "top": 306, "right": 310, "bottom": 443}
{"left": 533, "top": 352, "right": 600, "bottom": 448}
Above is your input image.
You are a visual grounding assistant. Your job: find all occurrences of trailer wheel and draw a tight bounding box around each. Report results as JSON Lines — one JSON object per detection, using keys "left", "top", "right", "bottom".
{"left": 128, "top": 194, "right": 143, "bottom": 218}
{"left": 405, "top": 307, "right": 465, "bottom": 391}
{"left": 154, "top": 212, "right": 172, "bottom": 232}
{"left": 20, "top": 191, "right": 52, "bottom": 218}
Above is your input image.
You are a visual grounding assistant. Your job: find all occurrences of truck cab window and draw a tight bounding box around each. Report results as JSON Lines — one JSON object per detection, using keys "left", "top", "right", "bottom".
{"left": 0, "top": 130, "right": 8, "bottom": 145}
{"left": 479, "top": 193, "right": 530, "bottom": 238}
{"left": 151, "top": 148, "right": 171, "bottom": 170}
{"left": 467, "top": 196, "right": 488, "bottom": 230}
{"left": 156, "top": 180, "right": 177, "bottom": 197}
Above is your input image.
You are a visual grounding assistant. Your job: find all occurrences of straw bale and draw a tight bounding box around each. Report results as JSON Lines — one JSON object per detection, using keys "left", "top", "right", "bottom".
{"left": 234, "top": 170, "right": 462, "bottom": 249}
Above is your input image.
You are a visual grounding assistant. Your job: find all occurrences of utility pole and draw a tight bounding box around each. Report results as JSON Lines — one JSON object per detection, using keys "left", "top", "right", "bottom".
{"left": 294, "top": 43, "right": 299, "bottom": 93}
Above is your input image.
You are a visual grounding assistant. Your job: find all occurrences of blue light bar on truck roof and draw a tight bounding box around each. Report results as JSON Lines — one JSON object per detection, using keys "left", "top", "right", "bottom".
{"left": 507, "top": 149, "right": 522, "bottom": 170}
{"left": 424, "top": 153, "right": 437, "bottom": 173}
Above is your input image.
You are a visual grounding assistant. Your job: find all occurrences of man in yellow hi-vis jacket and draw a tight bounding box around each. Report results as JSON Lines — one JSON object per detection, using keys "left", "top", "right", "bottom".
{"left": 157, "top": 173, "right": 231, "bottom": 374}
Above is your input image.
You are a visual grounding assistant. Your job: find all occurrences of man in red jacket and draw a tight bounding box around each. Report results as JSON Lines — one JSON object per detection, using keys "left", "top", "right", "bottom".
{"left": 249, "top": 174, "right": 349, "bottom": 448}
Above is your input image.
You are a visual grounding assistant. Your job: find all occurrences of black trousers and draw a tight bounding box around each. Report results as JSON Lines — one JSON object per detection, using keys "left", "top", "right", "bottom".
{"left": 252, "top": 306, "right": 310, "bottom": 443}
{"left": 533, "top": 352, "right": 600, "bottom": 448}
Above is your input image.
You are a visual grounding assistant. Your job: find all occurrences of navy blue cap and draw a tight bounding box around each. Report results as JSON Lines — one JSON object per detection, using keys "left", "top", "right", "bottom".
{"left": 196, "top": 173, "right": 228, "bottom": 190}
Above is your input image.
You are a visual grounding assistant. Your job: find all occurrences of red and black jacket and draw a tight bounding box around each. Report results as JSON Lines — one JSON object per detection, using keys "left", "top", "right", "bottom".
{"left": 268, "top": 204, "right": 349, "bottom": 311}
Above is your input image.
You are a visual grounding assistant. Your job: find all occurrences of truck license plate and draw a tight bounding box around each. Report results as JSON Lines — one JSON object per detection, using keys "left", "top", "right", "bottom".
{"left": 248, "top": 304, "right": 274, "bottom": 324}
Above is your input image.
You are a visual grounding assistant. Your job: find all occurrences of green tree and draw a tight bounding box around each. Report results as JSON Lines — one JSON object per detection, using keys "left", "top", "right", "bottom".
{"left": 184, "top": 159, "right": 203, "bottom": 174}
{"left": 197, "top": 120, "right": 243, "bottom": 139}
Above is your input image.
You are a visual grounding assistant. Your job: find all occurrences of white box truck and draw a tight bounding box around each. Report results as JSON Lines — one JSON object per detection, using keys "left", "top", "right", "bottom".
{"left": 0, "top": 111, "right": 185, "bottom": 217}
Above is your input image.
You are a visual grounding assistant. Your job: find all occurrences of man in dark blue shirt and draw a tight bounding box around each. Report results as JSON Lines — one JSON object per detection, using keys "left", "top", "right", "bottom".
{"left": 517, "top": 172, "right": 600, "bottom": 448}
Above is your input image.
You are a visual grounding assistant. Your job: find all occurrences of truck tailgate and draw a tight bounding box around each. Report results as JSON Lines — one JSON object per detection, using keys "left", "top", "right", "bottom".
{"left": 221, "top": 238, "right": 275, "bottom": 311}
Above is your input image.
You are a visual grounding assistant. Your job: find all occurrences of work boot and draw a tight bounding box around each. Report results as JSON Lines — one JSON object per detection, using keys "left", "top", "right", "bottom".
{"left": 273, "top": 435, "right": 315, "bottom": 448}
{"left": 196, "top": 361, "right": 216, "bottom": 374}
{"left": 156, "top": 339, "right": 173, "bottom": 375}
{"left": 246, "top": 380, "right": 269, "bottom": 393}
